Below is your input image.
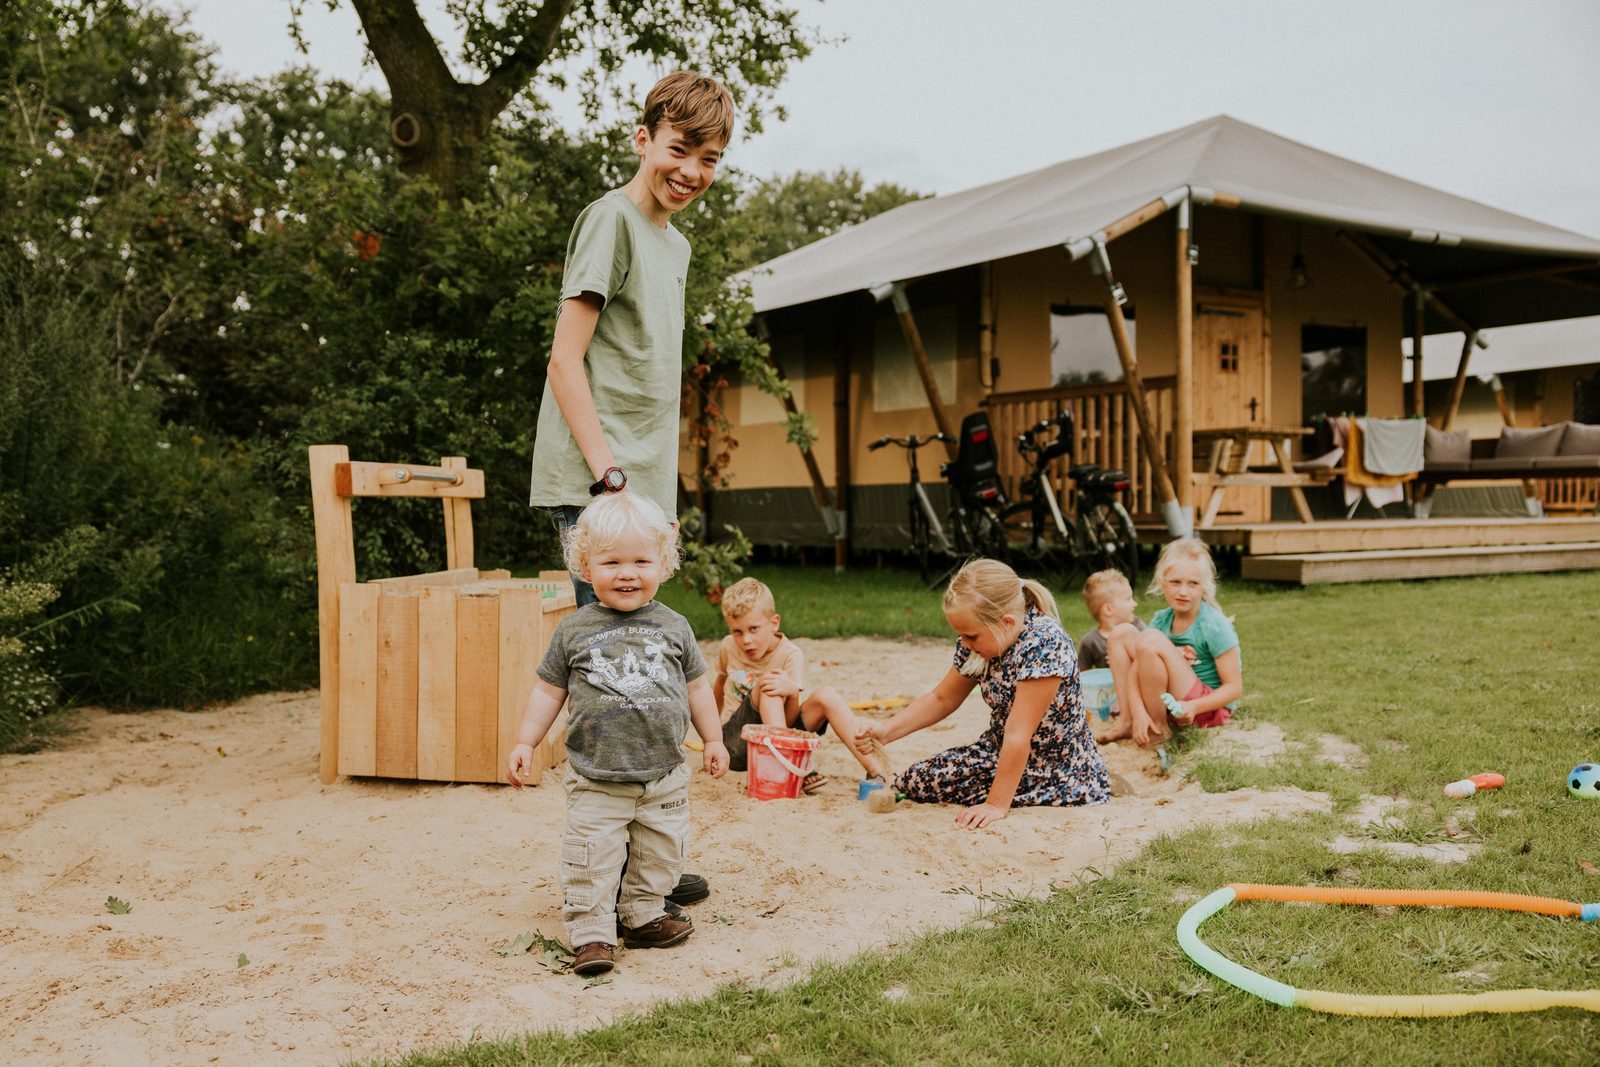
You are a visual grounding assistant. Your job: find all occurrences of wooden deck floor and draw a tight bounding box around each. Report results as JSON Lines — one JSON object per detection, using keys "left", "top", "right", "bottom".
{"left": 1136, "top": 516, "right": 1600, "bottom": 584}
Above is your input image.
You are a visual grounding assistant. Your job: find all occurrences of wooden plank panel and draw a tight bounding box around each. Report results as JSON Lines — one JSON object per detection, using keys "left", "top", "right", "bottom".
{"left": 539, "top": 598, "right": 576, "bottom": 771}
{"left": 335, "top": 460, "right": 484, "bottom": 498}
{"left": 441, "top": 456, "right": 475, "bottom": 570}
{"left": 336, "top": 583, "right": 380, "bottom": 777}
{"left": 497, "top": 589, "right": 543, "bottom": 785}
{"left": 454, "top": 594, "right": 500, "bottom": 782}
{"left": 1243, "top": 541, "right": 1600, "bottom": 585}
{"left": 1245, "top": 516, "right": 1600, "bottom": 556}
{"left": 309, "top": 444, "right": 357, "bottom": 785}
{"left": 374, "top": 593, "right": 419, "bottom": 778}
{"left": 370, "top": 567, "right": 480, "bottom": 592}
{"left": 416, "top": 586, "right": 457, "bottom": 782}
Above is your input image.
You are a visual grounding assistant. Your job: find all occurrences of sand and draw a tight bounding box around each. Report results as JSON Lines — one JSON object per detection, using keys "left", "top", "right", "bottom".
{"left": 1, "top": 636, "right": 1327, "bottom": 1065}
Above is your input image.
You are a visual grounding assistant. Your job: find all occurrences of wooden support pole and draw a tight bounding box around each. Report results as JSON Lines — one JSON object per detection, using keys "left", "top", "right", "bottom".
{"left": 1411, "top": 287, "right": 1427, "bottom": 418}
{"left": 832, "top": 313, "right": 852, "bottom": 571}
{"left": 887, "top": 283, "right": 958, "bottom": 459}
{"left": 1431, "top": 258, "right": 1599, "bottom": 290}
{"left": 1174, "top": 202, "right": 1195, "bottom": 512}
{"left": 1440, "top": 330, "right": 1478, "bottom": 431}
{"left": 1088, "top": 241, "right": 1185, "bottom": 534}
{"left": 309, "top": 444, "right": 357, "bottom": 784}
{"left": 1490, "top": 374, "right": 1516, "bottom": 427}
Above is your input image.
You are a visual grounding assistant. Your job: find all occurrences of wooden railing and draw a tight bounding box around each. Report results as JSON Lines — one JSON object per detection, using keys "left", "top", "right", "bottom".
{"left": 983, "top": 378, "right": 1174, "bottom": 521}
{"left": 1538, "top": 477, "right": 1600, "bottom": 514}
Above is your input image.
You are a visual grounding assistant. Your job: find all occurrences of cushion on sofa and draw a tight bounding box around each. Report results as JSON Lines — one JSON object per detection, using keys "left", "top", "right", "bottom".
{"left": 1424, "top": 426, "right": 1471, "bottom": 466}
{"left": 1495, "top": 424, "right": 1565, "bottom": 458}
{"left": 1557, "top": 421, "right": 1600, "bottom": 457}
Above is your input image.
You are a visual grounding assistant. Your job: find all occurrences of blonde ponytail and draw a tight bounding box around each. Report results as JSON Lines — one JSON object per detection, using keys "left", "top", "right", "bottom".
{"left": 943, "top": 558, "right": 1058, "bottom": 628}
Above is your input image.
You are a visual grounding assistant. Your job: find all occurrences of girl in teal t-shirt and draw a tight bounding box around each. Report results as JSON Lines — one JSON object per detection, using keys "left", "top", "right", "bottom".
{"left": 1105, "top": 538, "right": 1242, "bottom": 746}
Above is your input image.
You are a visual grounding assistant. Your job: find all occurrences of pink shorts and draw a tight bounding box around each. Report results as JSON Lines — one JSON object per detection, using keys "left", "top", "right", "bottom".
{"left": 1180, "top": 678, "right": 1232, "bottom": 728}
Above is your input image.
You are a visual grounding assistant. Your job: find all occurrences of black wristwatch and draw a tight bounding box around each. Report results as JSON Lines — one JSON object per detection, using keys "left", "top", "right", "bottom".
{"left": 588, "top": 466, "right": 626, "bottom": 496}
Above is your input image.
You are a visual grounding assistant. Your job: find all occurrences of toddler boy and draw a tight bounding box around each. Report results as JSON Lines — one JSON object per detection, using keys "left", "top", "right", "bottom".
{"left": 507, "top": 493, "right": 728, "bottom": 977}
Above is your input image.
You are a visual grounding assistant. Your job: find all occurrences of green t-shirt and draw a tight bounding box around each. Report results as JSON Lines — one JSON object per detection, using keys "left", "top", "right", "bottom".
{"left": 1151, "top": 601, "right": 1240, "bottom": 706}
{"left": 529, "top": 189, "right": 691, "bottom": 516}
{"left": 536, "top": 600, "right": 706, "bottom": 783}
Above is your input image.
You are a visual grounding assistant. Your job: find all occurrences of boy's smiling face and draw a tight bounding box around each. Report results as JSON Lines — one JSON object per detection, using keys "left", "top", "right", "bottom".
{"left": 630, "top": 121, "right": 723, "bottom": 225}
{"left": 724, "top": 608, "right": 782, "bottom": 661}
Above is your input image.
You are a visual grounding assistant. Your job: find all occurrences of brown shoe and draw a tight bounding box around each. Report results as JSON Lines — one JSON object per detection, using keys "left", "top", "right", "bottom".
{"left": 619, "top": 913, "right": 693, "bottom": 949}
{"left": 571, "top": 942, "right": 615, "bottom": 976}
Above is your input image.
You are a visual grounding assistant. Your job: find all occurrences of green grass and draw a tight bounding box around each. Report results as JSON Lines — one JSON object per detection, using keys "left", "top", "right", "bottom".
{"left": 371, "top": 568, "right": 1600, "bottom": 1066}
{"left": 656, "top": 564, "right": 970, "bottom": 640}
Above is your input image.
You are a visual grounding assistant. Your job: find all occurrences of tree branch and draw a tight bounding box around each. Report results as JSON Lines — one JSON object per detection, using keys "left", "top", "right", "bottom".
{"left": 471, "top": 0, "right": 578, "bottom": 120}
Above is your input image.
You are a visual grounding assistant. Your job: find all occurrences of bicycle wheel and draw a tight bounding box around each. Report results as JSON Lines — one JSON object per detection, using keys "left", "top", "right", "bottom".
{"left": 1076, "top": 501, "right": 1140, "bottom": 588}
{"left": 907, "top": 494, "right": 931, "bottom": 581}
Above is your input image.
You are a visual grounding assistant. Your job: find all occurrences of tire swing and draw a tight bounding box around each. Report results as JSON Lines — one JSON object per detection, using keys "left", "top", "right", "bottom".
{"left": 1177, "top": 883, "right": 1600, "bottom": 1017}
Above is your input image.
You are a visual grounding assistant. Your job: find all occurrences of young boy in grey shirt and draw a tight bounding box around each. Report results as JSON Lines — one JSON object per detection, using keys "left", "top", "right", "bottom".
{"left": 508, "top": 492, "right": 727, "bottom": 977}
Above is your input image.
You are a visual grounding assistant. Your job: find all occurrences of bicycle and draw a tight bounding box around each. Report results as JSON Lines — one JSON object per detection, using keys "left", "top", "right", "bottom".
{"left": 867, "top": 431, "right": 955, "bottom": 580}
{"left": 1001, "top": 409, "right": 1141, "bottom": 587}
{"left": 1004, "top": 410, "right": 1076, "bottom": 560}
{"left": 937, "top": 410, "right": 1012, "bottom": 562}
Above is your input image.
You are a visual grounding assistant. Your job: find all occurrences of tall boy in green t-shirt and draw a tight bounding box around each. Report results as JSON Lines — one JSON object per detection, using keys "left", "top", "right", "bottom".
{"left": 530, "top": 70, "right": 734, "bottom": 605}
{"left": 529, "top": 70, "right": 733, "bottom": 913}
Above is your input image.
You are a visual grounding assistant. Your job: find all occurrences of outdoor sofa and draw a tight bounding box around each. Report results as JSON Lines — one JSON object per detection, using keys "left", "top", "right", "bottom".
{"left": 1414, "top": 421, "right": 1600, "bottom": 516}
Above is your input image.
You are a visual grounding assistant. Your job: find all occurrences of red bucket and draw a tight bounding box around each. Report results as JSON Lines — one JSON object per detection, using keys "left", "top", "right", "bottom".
{"left": 740, "top": 724, "right": 820, "bottom": 800}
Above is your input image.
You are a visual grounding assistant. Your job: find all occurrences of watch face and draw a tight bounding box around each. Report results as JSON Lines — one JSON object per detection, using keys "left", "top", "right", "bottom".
{"left": 605, "top": 468, "right": 626, "bottom": 490}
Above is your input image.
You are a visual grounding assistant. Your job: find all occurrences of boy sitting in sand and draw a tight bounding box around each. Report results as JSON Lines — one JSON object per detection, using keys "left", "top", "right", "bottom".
{"left": 1076, "top": 569, "right": 1146, "bottom": 672}
{"left": 713, "top": 577, "right": 889, "bottom": 791}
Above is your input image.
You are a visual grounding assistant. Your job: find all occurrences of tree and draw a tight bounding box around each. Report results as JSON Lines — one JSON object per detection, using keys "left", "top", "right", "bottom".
{"left": 730, "top": 168, "right": 924, "bottom": 269}
{"left": 302, "top": 0, "right": 815, "bottom": 201}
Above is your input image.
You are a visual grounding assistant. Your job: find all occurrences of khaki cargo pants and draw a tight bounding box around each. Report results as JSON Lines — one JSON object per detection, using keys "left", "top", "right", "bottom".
{"left": 560, "top": 762, "right": 690, "bottom": 947}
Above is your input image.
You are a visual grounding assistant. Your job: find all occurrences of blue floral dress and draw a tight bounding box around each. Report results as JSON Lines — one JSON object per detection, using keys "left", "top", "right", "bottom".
{"left": 895, "top": 608, "right": 1111, "bottom": 808}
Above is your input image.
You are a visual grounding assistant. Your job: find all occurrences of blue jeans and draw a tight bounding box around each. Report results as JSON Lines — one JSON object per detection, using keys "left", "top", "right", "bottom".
{"left": 548, "top": 505, "right": 597, "bottom": 607}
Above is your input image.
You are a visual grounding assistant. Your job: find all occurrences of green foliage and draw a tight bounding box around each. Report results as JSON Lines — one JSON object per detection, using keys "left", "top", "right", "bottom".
{"left": 104, "top": 896, "right": 130, "bottom": 915}
{"left": 0, "top": 1, "right": 923, "bottom": 728}
{"left": 674, "top": 508, "right": 752, "bottom": 605}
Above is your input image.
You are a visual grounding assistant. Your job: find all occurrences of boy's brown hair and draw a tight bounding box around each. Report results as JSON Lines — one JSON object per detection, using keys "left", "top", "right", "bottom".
{"left": 1082, "top": 569, "right": 1131, "bottom": 620}
{"left": 720, "top": 576, "right": 775, "bottom": 620}
{"left": 642, "top": 71, "right": 735, "bottom": 149}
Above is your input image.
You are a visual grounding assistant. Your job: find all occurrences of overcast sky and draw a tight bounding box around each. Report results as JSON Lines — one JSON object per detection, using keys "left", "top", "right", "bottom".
{"left": 174, "top": 0, "right": 1600, "bottom": 236}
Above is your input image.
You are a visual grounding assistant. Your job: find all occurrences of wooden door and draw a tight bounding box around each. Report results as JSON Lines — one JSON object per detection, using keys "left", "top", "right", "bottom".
{"left": 1194, "top": 293, "right": 1270, "bottom": 522}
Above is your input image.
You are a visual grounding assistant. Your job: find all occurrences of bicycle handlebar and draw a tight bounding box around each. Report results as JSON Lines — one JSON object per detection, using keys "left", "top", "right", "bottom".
{"left": 869, "top": 433, "right": 949, "bottom": 451}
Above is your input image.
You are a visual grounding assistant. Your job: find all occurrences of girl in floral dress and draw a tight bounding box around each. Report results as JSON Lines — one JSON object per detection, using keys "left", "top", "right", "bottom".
{"left": 855, "top": 559, "right": 1110, "bottom": 829}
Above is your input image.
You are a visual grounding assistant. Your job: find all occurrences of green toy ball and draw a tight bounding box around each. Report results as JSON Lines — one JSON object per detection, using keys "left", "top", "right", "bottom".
{"left": 1568, "top": 764, "right": 1600, "bottom": 798}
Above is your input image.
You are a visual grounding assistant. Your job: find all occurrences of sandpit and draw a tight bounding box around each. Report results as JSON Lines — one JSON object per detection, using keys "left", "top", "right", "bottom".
{"left": 1, "top": 635, "right": 1327, "bottom": 1065}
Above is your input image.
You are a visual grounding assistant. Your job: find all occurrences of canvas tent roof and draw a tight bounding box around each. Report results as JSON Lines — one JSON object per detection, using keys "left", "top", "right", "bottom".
{"left": 743, "top": 116, "right": 1600, "bottom": 332}
{"left": 1406, "top": 315, "right": 1600, "bottom": 381}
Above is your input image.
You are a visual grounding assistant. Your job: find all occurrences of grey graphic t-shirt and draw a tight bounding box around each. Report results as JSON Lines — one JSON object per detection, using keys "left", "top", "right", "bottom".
{"left": 537, "top": 600, "right": 706, "bottom": 783}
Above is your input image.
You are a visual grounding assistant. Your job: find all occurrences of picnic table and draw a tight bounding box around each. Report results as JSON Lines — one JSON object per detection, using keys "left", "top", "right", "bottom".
{"left": 1192, "top": 425, "right": 1324, "bottom": 527}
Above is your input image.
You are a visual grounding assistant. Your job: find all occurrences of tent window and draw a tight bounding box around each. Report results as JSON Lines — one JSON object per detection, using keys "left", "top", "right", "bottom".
{"left": 1050, "top": 304, "right": 1132, "bottom": 387}
{"left": 872, "top": 303, "right": 957, "bottom": 413}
